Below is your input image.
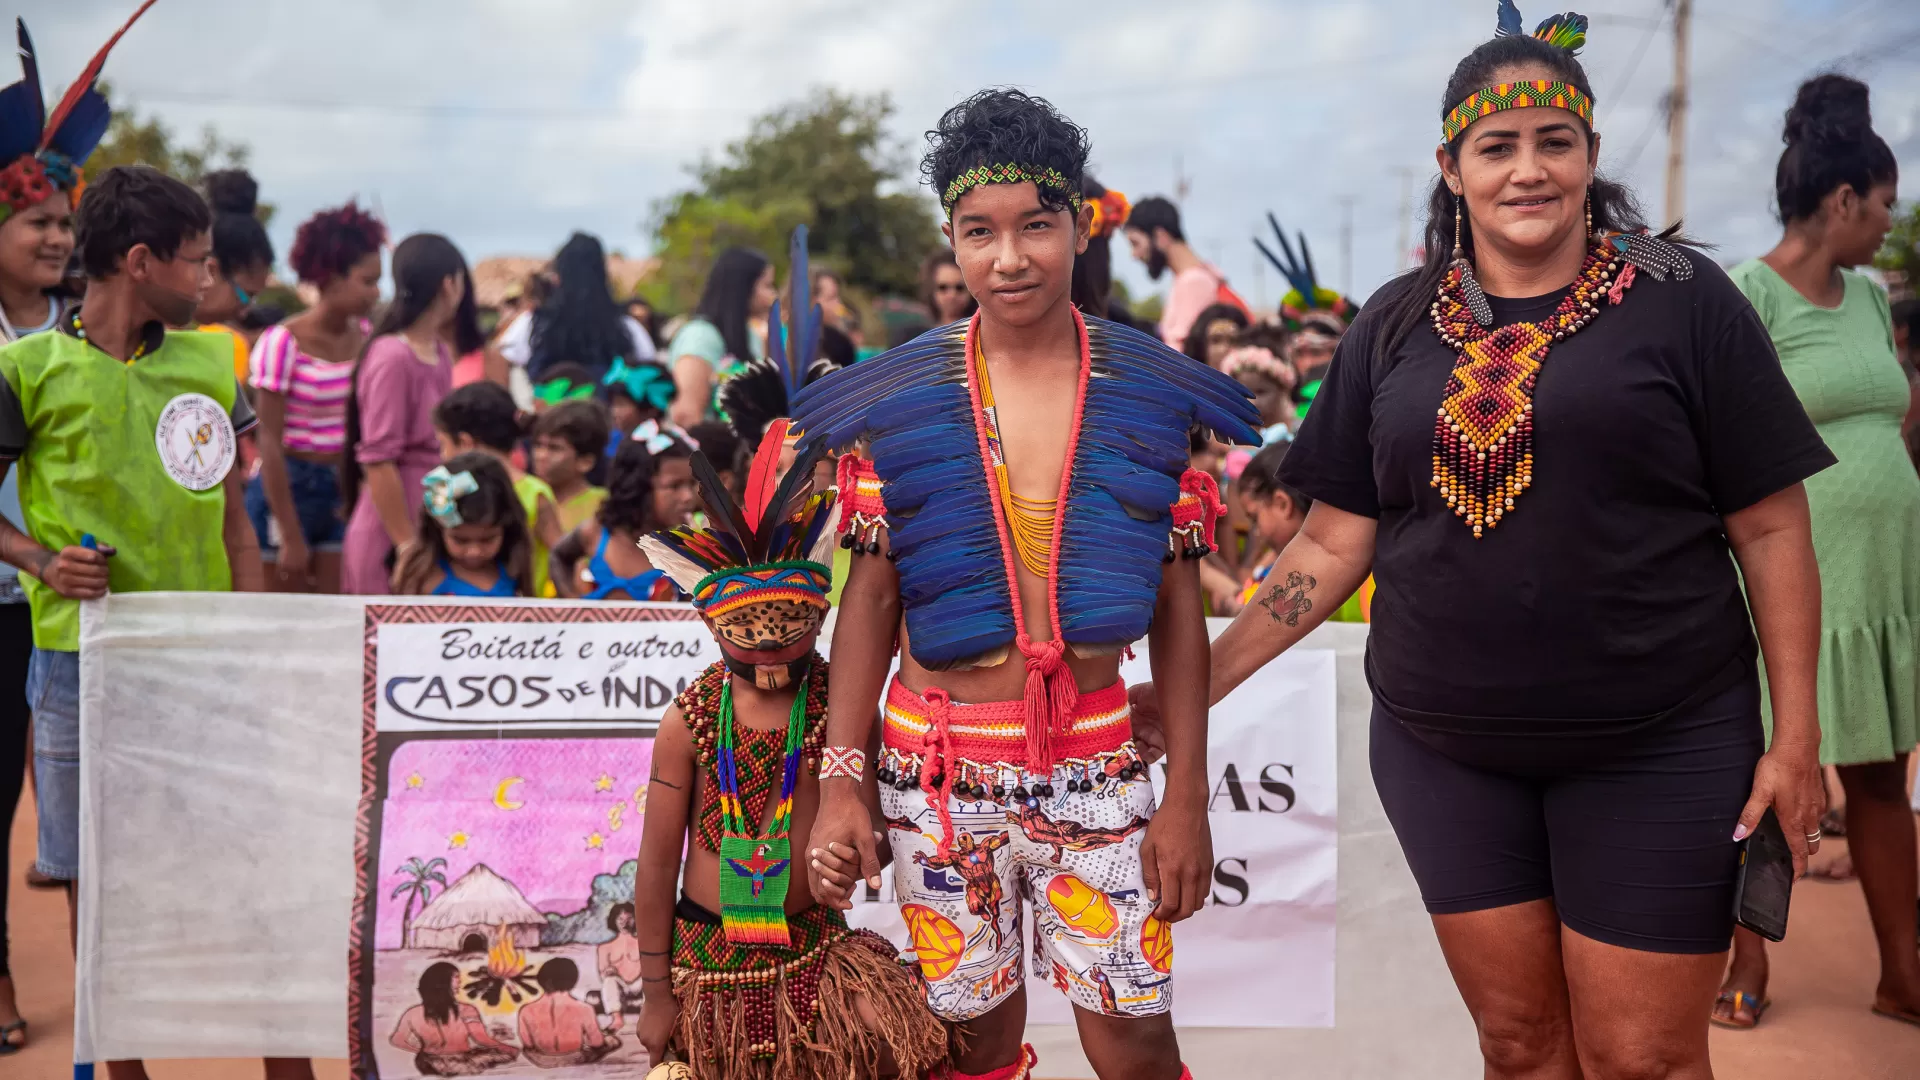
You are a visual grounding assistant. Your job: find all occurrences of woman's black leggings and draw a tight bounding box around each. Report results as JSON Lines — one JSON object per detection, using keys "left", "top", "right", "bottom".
{"left": 1371, "top": 666, "right": 1764, "bottom": 954}
{"left": 0, "top": 602, "right": 34, "bottom": 977}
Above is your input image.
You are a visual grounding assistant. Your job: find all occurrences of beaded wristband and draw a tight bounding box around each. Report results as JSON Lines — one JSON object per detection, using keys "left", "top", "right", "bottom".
{"left": 818, "top": 746, "right": 865, "bottom": 782}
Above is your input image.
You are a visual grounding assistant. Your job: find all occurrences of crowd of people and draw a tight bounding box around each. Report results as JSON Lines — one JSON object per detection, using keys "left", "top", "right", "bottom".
{"left": 1, "top": 2, "right": 1918, "bottom": 1078}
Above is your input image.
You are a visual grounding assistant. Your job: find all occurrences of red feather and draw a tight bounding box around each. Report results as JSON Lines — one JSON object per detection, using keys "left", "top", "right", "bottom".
{"left": 741, "top": 419, "right": 789, "bottom": 533}
{"left": 39, "top": 0, "right": 157, "bottom": 150}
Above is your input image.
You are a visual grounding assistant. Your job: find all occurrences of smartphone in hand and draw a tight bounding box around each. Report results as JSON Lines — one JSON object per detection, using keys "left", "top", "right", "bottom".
{"left": 1732, "top": 807, "right": 1793, "bottom": 942}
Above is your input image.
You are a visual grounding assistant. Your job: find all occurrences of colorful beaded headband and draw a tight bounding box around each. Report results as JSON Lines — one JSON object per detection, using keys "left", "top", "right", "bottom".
{"left": 942, "top": 162, "right": 1085, "bottom": 217}
{"left": 1442, "top": 79, "right": 1595, "bottom": 143}
{"left": 692, "top": 560, "right": 832, "bottom": 618}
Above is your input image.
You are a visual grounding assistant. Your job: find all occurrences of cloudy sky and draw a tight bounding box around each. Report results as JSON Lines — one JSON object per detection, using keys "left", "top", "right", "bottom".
{"left": 25, "top": 0, "right": 1920, "bottom": 309}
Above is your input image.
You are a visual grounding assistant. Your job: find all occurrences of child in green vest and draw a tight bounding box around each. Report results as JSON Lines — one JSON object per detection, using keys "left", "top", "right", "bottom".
{"left": 0, "top": 164, "right": 265, "bottom": 1079}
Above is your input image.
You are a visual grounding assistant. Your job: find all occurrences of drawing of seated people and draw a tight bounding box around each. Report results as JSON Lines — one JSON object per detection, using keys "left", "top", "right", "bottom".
{"left": 518, "top": 957, "right": 621, "bottom": 1068}
{"left": 389, "top": 962, "right": 520, "bottom": 1076}
{"left": 595, "top": 902, "right": 645, "bottom": 1032}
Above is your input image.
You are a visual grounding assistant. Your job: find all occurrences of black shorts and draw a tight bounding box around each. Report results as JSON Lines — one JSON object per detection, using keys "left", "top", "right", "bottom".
{"left": 1370, "top": 666, "right": 1763, "bottom": 954}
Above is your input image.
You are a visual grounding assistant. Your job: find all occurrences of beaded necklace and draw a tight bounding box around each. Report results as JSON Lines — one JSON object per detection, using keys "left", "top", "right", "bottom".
{"left": 1428, "top": 238, "right": 1631, "bottom": 538}
{"left": 714, "top": 662, "right": 810, "bottom": 947}
{"left": 974, "top": 338, "right": 1057, "bottom": 578}
{"left": 68, "top": 307, "right": 153, "bottom": 362}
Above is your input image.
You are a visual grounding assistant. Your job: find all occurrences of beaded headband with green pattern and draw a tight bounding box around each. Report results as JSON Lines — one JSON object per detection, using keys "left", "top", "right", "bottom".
{"left": 1443, "top": 79, "right": 1595, "bottom": 143}
{"left": 942, "top": 162, "right": 1086, "bottom": 218}
{"left": 1443, "top": 4, "right": 1594, "bottom": 144}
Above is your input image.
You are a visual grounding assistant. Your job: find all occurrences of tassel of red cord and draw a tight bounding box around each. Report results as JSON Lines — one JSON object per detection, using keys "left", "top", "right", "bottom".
{"left": 920, "top": 688, "right": 958, "bottom": 859}
{"left": 1016, "top": 634, "right": 1078, "bottom": 774}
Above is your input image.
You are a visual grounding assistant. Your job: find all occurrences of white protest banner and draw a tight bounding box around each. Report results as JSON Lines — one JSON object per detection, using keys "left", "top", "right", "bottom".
{"left": 78, "top": 595, "right": 1478, "bottom": 1076}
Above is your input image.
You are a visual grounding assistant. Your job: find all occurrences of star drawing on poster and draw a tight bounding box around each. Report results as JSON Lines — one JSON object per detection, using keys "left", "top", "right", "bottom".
{"left": 447, "top": 830, "right": 470, "bottom": 849}
{"left": 585, "top": 831, "right": 605, "bottom": 850}
{"left": 593, "top": 773, "right": 615, "bottom": 792}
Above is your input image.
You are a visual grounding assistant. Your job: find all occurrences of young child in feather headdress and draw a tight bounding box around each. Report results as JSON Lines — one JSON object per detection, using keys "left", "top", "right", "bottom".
{"left": 629, "top": 246, "right": 951, "bottom": 1080}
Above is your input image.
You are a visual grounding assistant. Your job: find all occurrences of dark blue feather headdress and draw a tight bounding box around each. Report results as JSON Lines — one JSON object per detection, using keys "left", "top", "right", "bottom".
{"left": 1253, "top": 213, "right": 1357, "bottom": 332}
{"left": 0, "top": 2, "right": 158, "bottom": 223}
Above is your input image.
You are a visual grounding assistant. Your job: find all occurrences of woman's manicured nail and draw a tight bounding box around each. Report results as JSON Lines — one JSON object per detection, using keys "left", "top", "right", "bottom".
{"left": 1732, "top": 824, "right": 1749, "bottom": 841}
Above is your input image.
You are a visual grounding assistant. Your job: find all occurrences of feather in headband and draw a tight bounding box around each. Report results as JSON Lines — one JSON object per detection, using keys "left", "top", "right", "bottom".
{"left": 1253, "top": 213, "right": 1357, "bottom": 330}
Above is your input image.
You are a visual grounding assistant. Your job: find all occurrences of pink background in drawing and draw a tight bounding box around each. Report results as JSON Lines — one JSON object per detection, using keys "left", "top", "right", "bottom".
{"left": 375, "top": 736, "right": 654, "bottom": 949}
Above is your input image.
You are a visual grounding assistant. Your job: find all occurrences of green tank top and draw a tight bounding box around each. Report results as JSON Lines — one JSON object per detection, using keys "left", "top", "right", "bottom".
{"left": 0, "top": 329, "right": 244, "bottom": 649}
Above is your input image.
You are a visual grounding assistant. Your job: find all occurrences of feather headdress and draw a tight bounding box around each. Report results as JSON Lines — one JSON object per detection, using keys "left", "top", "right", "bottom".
{"left": 0, "top": 3, "right": 158, "bottom": 222}
{"left": 719, "top": 224, "right": 843, "bottom": 446}
{"left": 638, "top": 422, "right": 838, "bottom": 615}
{"left": 1494, "top": 1, "right": 1588, "bottom": 55}
{"left": 1253, "top": 213, "right": 1357, "bottom": 332}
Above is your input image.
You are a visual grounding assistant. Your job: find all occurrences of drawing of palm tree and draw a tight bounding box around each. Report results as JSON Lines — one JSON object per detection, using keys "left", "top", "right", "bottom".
{"left": 391, "top": 857, "right": 448, "bottom": 949}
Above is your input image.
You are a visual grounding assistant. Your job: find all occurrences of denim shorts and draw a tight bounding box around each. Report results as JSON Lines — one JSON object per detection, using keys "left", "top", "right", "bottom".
{"left": 246, "top": 454, "right": 346, "bottom": 553}
{"left": 29, "top": 647, "right": 79, "bottom": 880}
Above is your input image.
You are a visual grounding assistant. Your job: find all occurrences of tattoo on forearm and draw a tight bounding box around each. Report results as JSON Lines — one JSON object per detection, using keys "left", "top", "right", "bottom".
{"left": 1259, "top": 571, "right": 1317, "bottom": 627}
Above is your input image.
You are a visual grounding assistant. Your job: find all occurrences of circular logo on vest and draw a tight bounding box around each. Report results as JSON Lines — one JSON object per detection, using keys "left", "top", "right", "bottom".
{"left": 154, "top": 393, "right": 236, "bottom": 491}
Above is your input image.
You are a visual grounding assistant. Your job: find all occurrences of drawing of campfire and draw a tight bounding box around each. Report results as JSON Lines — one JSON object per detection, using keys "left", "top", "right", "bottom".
{"left": 403, "top": 863, "right": 550, "bottom": 1006}
{"left": 464, "top": 922, "right": 540, "bottom": 1007}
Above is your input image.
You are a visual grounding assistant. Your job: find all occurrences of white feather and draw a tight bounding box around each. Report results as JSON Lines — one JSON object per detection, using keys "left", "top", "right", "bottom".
{"left": 637, "top": 536, "right": 711, "bottom": 595}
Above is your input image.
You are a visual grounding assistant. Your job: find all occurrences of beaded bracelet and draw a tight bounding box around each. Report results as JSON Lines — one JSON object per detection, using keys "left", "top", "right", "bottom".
{"left": 818, "top": 746, "right": 865, "bottom": 782}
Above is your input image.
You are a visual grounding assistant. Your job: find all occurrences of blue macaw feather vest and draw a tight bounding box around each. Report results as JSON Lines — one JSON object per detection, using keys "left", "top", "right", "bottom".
{"left": 791, "top": 310, "right": 1260, "bottom": 671}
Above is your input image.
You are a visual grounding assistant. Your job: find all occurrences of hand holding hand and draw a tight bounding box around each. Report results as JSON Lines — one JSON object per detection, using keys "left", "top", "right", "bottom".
{"left": 805, "top": 785, "right": 882, "bottom": 910}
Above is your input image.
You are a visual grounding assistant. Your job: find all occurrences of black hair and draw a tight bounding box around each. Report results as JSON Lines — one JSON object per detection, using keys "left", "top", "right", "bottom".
{"left": 600, "top": 434, "right": 693, "bottom": 534}
{"left": 535, "top": 957, "right": 579, "bottom": 993}
{"left": 1072, "top": 173, "right": 1115, "bottom": 319}
{"left": 1126, "top": 196, "right": 1182, "bottom": 242}
{"left": 394, "top": 452, "right": 532, "bottom": 595}
{"left": 819, "top": 323, "right": 857, "bottom": 369}
{"left": 1370, "top": 30, "right": 1662, "bottom": 368}
{"left": 340, "top": 233, "right": 484, "bottom": 513}
{"left": 240, "top": 303, "right": 286, "bottom": 332}
{"left": 606, "top": 902, "right": 636, "bottom": 933}
{"left": 435, "top": 381, "right": 527, "bottom": 453}
{"left": 1892, "top": 298, "right": 1919, "bottom": 346}
{"left": 417, "top": 961, "right": 460, "bottom": 1026}
{"left": 528, "top": 231, "right": 633, "bottom": 381}
{"left": 920, "top": 88, "right": 1090, "bottom": 218}
{"left": 289, "top": 200, "right": 386, "bottom": 285}
{"left": 533, "top": 399, "right": 612, "bottom": 460}
{"left": 1775, "top": 74, "right": 1898, "bottom": 225}
{"left": 203, "top": 169, "right": 274, "bottom": 276}
{"left": 693, "top": 248, "right": 770, "bottom": 368}
{"left": 1182, "top": 302, "right": 1250, "bottom": 363}
{"left": 685, "top": 421, "right": 740, "bottom": 479}
{"left": 74, "top": 166, "right": 211, "bottom": 278}
{"left": 1236, "top": 440, "right": 1312, "bottom": 513}
{"left": 919, "top": 247, "right": 975, "bottom": 321}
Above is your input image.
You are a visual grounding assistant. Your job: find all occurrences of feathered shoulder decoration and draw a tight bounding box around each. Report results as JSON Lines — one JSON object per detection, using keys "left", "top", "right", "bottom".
{"left": 790, "top": 310, "right": 1258, "bottom": 669}
{"left": 719, "top": 224, "right": 843, "bottom": 446}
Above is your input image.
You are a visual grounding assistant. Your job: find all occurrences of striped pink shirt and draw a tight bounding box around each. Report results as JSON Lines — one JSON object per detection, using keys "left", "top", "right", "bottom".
{"left": 248, "top": 324, "right": 355, "bottom": 455}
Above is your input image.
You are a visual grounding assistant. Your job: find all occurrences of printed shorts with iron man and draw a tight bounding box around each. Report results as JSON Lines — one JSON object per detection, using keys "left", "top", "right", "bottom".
{"left": 876, "top": 677, "right": 1176, "bottom": 1021}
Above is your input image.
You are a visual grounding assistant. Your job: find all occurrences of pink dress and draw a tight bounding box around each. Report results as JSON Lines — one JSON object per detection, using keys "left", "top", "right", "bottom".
{"left": 341, "top": 335, "right": 452, "bottom": 594}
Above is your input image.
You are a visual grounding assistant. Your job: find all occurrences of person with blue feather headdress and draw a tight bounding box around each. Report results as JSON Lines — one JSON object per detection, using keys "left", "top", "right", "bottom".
{"left": 791, "top": 88, "right": 1259, "bottom": 1080}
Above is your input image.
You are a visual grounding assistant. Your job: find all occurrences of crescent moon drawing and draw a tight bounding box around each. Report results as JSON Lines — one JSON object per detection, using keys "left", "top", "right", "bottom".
{"left": 493, "top": 777, "right": 525, "bottom": 811}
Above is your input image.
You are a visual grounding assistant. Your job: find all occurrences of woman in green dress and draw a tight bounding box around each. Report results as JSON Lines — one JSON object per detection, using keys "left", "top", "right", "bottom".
{"left": 1716, "top": 74, "right": 1918, "bottom": 1030}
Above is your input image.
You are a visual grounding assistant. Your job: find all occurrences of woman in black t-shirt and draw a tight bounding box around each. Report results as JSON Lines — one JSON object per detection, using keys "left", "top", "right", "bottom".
{"left": 1133, "top": 12, "right": 1833, "bottom": 1074}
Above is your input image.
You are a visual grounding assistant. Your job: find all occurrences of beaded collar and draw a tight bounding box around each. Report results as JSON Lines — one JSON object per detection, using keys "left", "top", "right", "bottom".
{"left": 62, "top": 306, "right": 164, "bottom": 363}
{"left": 1428, "top": 238, "right": 1629, "bottom": 538}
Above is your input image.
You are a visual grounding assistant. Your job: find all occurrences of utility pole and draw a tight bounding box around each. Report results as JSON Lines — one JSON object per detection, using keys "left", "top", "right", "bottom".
{"left": 1339, "top": 197, "right": 1354, "bottom": 296}
{"left": 1664, "top": 0, "right": 1692, "bottom": 228}
{"left": 1173, "top": 155, "right": 1191, "bottom": 204}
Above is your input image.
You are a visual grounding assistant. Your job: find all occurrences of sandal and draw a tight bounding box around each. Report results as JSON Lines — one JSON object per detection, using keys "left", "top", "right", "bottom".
{"left": 1711, "top": 990, "right": 1769, "bottom": 1030}
{"left": 0, "top": 1018, "right": 26, "bottom": 1055}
